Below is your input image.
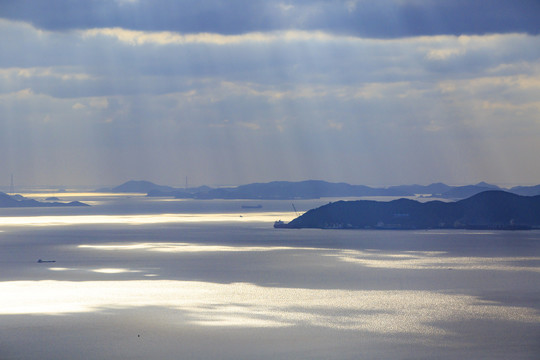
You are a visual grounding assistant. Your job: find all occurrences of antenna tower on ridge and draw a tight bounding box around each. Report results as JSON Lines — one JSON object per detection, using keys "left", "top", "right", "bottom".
{"left": 9, "top": 174, "right": 14, "bottom": 194}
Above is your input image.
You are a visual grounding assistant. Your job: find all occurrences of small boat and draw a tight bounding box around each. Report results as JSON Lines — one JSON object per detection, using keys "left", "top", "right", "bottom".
{"left": 37, "top": 259, "right": 56, "bottom": 263}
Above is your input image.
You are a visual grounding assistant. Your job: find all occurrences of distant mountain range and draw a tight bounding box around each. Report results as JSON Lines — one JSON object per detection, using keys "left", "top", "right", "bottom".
{"left": 101, "top": 180, "right": 540, "bottom": 200}
{"left": 193, "top": 180, "right": 407, "bottom": 199}
{"left": 279, "top": 191, "right": 540, "bottom": 230}
{"left": 98, "top": 180, "right": 211, "bottom": 198}
{"left": 0, "top": 192, "right": 88, "bottom": 208}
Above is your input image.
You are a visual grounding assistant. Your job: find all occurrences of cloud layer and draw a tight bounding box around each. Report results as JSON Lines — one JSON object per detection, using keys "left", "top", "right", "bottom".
{"left": 1, "top": 0, "right": 539, "bottom": 37}
{"left": 1, "top": 2, "right": 540, "bottom": 187}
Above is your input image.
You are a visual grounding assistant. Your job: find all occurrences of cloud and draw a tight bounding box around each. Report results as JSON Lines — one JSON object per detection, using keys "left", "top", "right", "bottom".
{"left": 328, "top": 120, "right": 344, "bottom": 131}
{"left": 425, "top": 48, "right": 465, "bottom": 61}
{"left": 0, "top": 0, "right": 539, "bottom": 38}
{"left": 1, "top": 11, "right": 540, "bottom": 186}
{"left": 237, "top": 122, "right": 261, "bottom": 131}
{"left": 81, "top": 28, "right": 345, "bottom": 46}
{"left": 3, "top": 18, "right": 539, "bottom": 99}
{"left": 89, "top": 98, "right": 109, "bottom": 109}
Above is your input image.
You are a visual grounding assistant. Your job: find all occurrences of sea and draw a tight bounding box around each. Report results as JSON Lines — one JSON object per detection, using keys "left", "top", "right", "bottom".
{"left": 0, "top": 192, "right": 539, "bottom": 359}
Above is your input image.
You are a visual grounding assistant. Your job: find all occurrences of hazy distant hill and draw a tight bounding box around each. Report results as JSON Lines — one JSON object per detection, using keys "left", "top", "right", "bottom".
{"left": 102, "top": 179, "right": 540, "bottom": 200}
{"left": 99, "top": 180, "right": 177, "bottom": 193}
{"left": 282, "top": 191, "right": 540, "bottom": 230}
{"left": 388, "top": 181, "right": 504, "bottom": 199}
{"left": 438, "top": 183, "right": 501, "bottom": 199}
{"left": 195, "top": 180, "right": 412, "bottom": 199}
{"left": 509, "top": 185, "right": 540, "bottom": 196}
{"left": 99, "top": 180, "right": 213, "bottom": 197}
{"left": 152, "top": 185, "right": 212, "bottom": 198}
{"left": 387, "top": 182, "right": 452, "bottom": 195}
{"left": 474, "top": 181, "right": 500, "bottom": 189}
{"left": 0, "top": 192, "right": 88, "bottom": 208}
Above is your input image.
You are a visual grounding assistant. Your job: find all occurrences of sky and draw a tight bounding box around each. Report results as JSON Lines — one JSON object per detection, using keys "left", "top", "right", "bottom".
{"left": 1, "top": 0, "right": 540, "bottom": 188}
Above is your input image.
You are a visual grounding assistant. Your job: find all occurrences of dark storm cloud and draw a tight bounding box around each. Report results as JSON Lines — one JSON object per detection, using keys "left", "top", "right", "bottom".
{"left": 1, "top": 0, "right": 539, "bottom": 38}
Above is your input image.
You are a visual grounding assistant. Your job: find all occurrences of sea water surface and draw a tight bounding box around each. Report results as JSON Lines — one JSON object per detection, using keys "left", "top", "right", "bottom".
{"left": 0, "top": 194, "right": 539, "bottom": 359}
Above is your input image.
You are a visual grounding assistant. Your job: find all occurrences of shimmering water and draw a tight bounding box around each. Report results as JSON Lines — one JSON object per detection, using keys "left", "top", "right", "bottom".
{"left": 1, "top": 195, "right": 539, "bottom": 359}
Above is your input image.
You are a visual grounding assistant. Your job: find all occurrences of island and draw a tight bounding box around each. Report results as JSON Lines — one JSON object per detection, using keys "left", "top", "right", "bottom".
{"left": 0, "top": 192, "right": 88, "bottom": 208}
{"left": 276, "top": 191, "right": 540, "bottom": 230}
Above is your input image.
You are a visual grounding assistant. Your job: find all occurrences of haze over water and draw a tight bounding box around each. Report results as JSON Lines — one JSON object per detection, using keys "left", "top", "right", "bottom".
{"left": 1, "top": 194, "right": 539, "bottom": 359}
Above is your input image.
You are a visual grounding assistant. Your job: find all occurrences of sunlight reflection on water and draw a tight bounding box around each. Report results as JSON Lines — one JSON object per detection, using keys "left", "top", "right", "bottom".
{"left": 49, "top": 267, "right": 143, "bottom": 274}
{"left": 78, "top": 243, "right": 320, "bottom": 253}
{"left": 78, "top": 242, "right": 540, "bottom": 273}
{"left": 0, "top": 212, "right": 296, "bottom": 226}
{"left": 1, "top": 280, "right": 538, "bottom": 336}
{"left": 331, "top": 249, "right": 540, "bottom": 272}
{"left": 2, "top": 196, "right": 539, "bottom": 359}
